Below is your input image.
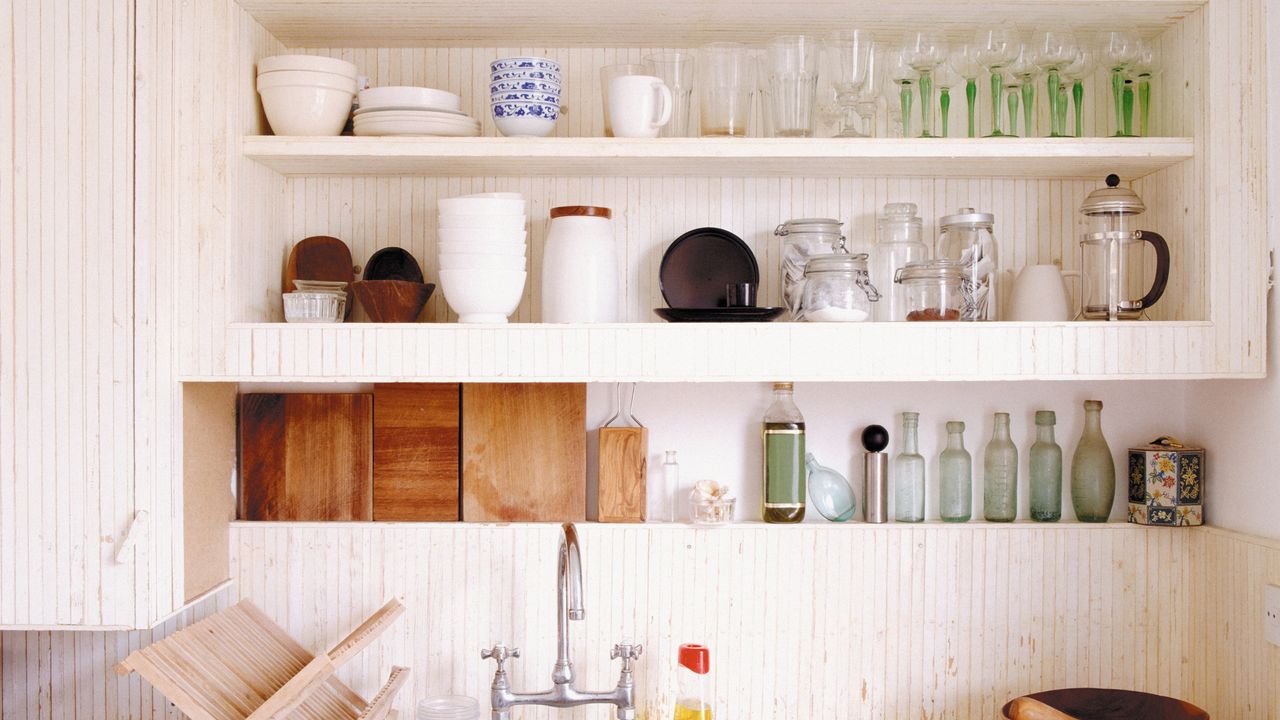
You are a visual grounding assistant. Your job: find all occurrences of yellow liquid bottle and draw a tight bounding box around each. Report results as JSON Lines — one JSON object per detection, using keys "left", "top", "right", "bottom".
{"left": 674, "top": 644, "right": 711, "bottom": 720}
{"left": 673, "top": 701, "right": 711, "bottom": 720}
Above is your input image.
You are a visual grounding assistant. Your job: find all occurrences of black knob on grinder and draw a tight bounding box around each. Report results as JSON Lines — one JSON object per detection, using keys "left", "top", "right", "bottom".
{"left": 861, "top": 424, "right": 889, "bottom": 453}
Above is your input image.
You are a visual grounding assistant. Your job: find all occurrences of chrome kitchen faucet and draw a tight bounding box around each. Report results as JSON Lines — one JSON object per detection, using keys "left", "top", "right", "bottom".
{"left": 482, "top": 523, "right": 642, "bottom": 719}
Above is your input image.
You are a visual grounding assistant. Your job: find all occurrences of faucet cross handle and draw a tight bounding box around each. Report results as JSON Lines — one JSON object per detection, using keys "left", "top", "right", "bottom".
{"left": 610, "top": 642, "right": 644, "bottom": 671}
{"left": 481, "top": 644, "right": 520, "bottom": 673}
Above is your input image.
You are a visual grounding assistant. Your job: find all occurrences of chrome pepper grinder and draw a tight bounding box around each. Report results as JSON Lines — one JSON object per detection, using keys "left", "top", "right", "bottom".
{"left": 862, "top": 425, "right": 890, "bottom": 523}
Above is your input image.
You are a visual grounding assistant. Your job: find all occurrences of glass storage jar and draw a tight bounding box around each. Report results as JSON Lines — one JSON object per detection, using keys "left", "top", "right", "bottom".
{"left": 936, "top": 207, "right": 998, "bottom": 320}
{"left": 895, "top": 259, "right": 965, "bottom": 321}
{"left": 774, "top": 218, "right": 847, "bottom": 319}
{"left": 872, "top": 202, "right": 928, "bottom": 321}
{"left": 799, "top": 253, "right": 879, "bottom": 322}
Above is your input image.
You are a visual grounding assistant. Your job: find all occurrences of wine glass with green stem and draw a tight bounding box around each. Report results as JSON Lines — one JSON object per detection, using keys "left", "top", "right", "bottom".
{"left": 975, "top": 24, "right": 1021, "bottom": 136}
{"left": 1031, "top": 28, "right": 1078, "bottom": 137}
{"left": 902, "top": 29, "right": 949, "bottom": 138}
{"left": 1099, "top": 30, "right": 1139, "bottom": 136}
{"left": 825, "top": 29, "right": 875, "bottom": 137}
{"left": 933, "top": 59, "right": 962, "bottom": 137}
{"left": 1131, "top": 38, "right": 1159, "bottom": 136}
{"left": 1002, "top": 44, "right": 1037, "bottom": 137}
{"left": 1062, "top": 44, "right": 1096, "bottom": 137}
{"left": 947, "top": 43, "right": 983, "bottom": 137}
{"left": 885, "top": 46, "right": 918, "bottom": 137}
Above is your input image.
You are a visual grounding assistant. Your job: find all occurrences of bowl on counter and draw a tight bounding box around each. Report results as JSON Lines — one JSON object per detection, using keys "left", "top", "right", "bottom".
{"left": 258, "top": 54, "right": 358, "bottom": 80}
{"left": 257, "top": 68, "right": 356, "bottom": 136}
{"left": 283, "top": 291, "right": 343, "bottom": 322}
{"left": 492, "top": 104, "right": 559, "bottom": 138}
{"left": 439, "top": 268, "right": 527, "bottom": 323}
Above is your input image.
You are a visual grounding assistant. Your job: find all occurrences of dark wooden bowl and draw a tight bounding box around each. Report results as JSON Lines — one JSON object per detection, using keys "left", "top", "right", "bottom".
{"left": 1002, "top": 688, "right": 1209, "bottom": 720}
{"left": 352, "top": 280, "right": 435, "bottom": 323}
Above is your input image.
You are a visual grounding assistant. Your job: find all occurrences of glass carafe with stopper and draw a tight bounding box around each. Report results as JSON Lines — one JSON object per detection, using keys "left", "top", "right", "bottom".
{"left": 894, "top": 412, "right": 926, "bottom": 522}
{"left": 936, "top": 207, "right": 998, "bottom": 320}
{"left": 872, "top": 203, "right": 928, "bottom": 321}
{"left": 1078, "top": 174, "right": 1171, "bottom": 320}
{"left": 762, "top": 382, "right": 805, "bottom": 523}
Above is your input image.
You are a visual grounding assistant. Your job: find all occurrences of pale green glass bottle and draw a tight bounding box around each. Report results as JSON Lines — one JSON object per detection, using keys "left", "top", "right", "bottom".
{"left": 939, "top": 421, "right": 972, "bottom": 522}
{"left": 1029, "top": 411, "right": 1063, "bottom": 522}
{"left": 1071, "top": 400, "right": 1115, "bottom": 522}
{"left": 894, "top": 412, "right": 926, "bottom": 522}
{"left": 983, "top": 412, "right": 1018, "bottom": 522}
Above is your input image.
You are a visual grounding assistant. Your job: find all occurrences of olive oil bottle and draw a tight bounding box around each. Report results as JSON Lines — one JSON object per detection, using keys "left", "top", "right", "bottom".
{"left": 762, "top": 382, "right": 806, "bottom": 523}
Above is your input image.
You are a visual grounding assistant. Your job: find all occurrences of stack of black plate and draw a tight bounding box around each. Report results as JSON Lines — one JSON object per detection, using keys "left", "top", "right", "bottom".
{"left": 654, "top": 227, "right": 785, "bottom": 322}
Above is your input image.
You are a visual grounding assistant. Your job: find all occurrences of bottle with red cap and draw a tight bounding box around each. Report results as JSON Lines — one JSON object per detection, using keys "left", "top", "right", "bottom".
{"left": 673, "top": 643, "right": 711, "bottom": 720}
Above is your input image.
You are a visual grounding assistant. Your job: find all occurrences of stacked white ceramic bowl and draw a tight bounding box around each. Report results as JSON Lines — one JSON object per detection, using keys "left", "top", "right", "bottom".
{"left": 257, "top": 55, "right": 358, "bottom": 136}
{"left": 490, "top": 57, "right": 561, "bottom": 137}
{"left": 353, "top": 86, "right": 481, "bottom": 137}
{"left": 437, "top": 193, "right": 528, "bottom": 323}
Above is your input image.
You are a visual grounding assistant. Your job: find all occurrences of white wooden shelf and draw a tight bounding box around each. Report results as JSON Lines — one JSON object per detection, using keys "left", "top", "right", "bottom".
{"left": 235, "top": 0, "right": 1206, "bottom": 47}
{"left": 180, "top": 320, "right": 1254, "bottom": 383}
{"left": 243, "top": 136, "right": 1195, "bottom": 179}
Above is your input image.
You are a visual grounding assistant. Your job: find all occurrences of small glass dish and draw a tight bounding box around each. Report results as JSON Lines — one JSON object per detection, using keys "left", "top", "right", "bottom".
{"left": 283, "top": 291, "right": 341, "bottom": 323}
{"left": 690, "top": 496, "right": 736, "bottom": 525}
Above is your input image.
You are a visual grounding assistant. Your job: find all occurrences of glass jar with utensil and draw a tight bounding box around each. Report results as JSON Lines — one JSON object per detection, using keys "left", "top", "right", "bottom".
{"left": 800, "top": 253, "right": 879, "bottom": 322}
{"left": 936, "top": 207, "right": 998, "bottom": 321}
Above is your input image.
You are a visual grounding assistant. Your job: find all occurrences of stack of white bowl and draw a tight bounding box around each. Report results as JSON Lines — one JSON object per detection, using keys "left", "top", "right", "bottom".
{"left": 257, "top": 55, "right": 358, "bottom": 136}
{"left": 437, "top": 193, "right": 528, "bottom": 323}
{"left": 354, "top": 86, "right": 481, "bottom": 137}
{"left": 490, "top": 57, "right": 561, "bottom": 137}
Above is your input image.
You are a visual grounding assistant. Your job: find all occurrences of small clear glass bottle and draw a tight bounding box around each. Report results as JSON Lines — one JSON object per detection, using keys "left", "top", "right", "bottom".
{"left": 1071, "top": 400, "right": 1115, "bottom": 522}
{"left": 1029, "top": 411, "right": 1063, "bottom": 522}
{"left": 872, "top": 203, "right": 928, "bottom": 321}
{"left": 893, "top": 412, "right": 926, "bottom": 522}
{"left": 939, "top": 421, "right": 972, "bottom": 522}
{"left": 983, "top": 412, "right": 1018, "bottom": 522}
{"left": 762, "top": 382, "right": 806, "bottom": 523}
{"left": 663, "top": 451, "right": 681, "bottom": 523}
{"left": 674, "top": 643, "right": 711, "bottom": 720}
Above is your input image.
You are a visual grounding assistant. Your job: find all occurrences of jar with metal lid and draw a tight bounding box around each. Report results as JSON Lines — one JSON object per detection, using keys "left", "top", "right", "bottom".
{"left": 872, "top": 202, "right": 928, "bottom": 321}
{"left": 936, "top": 207, "right": 998, "bottom": 320}
{"left": 895, "top": 259, "right": 965, "bottom": 321}
{"left": 800, "top": 253, "right": 879, "bottom": 322}
{"left": 774, "top": 218, "right": 847, "bottom": 319}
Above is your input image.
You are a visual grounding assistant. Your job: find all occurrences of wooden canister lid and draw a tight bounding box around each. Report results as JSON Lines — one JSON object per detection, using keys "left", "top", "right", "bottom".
{"left": 550, "top": 205, "right": 612, "bottom": 219}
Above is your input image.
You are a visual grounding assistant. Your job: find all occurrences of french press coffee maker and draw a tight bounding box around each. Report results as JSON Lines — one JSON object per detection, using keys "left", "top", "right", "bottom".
{"left": 1078, "top": 174, "right": 1170, "bottom": 320}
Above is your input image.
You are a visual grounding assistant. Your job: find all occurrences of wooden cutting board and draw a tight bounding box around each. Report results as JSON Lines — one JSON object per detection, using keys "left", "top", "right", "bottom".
{"left": 372, "top": 383, "right": 460, "bottom": 521}
{"left": 239, "top": 393, "right": 373, "bottom": 521}
{"left": 461, "top": 383, "right": 586, "bottom": 522}
{"left": 597, "top": 427, "right": 648, "bottom": 522}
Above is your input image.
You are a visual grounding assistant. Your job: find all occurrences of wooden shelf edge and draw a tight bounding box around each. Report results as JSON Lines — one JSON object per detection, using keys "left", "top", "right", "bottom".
{"left": 227, "top": 520, "right": 1174, "bottom": 530}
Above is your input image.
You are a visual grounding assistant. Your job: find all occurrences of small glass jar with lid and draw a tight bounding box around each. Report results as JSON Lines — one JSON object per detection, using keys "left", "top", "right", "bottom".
{"left": 936, "top": 207, "right": 998, "bottom": 320}
{"left": 895, "top": 259, "right": 965, "bottom": 321}
{"left": 774, "top": 218, "right": 848, "bottom": 319}
{"left": 800, "top": 253, "right": 880, "bottom": 322}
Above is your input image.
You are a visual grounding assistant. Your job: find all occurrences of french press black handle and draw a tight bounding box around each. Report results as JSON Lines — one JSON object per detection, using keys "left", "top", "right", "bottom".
{"left": 1136, "top": 230, "right": 1170, "bottom": 310}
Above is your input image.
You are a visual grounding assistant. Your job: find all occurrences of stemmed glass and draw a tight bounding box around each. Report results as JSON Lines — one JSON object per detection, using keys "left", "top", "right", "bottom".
{"left": 850, "top": 42, "right": 888, "bottom": 136}
{"left": 1099, "top": 30, "right": 1139, "bottom": 136}
{"left": 1062, "top": 44, "right": 1096, "bottom": 137}
{"left": 885, "top": 46, "right": 918, "bottom": 137}
{"left": 825, "top": 29, "right": 874, "bottom": 137}
{"left": 933, "top": 60, "right": 962, "bottom": 137}
{"left": 1001, "top": 44, "right": 1036, "bottom": 137}
{"left": 975, "top": 24, "right": 1021, "bottom": 136}
{"left": 947, "top": 43, "right": 983, "bottom": 138}
{"left": 1131, "top": 38, "right": 1159, "bottom": 136}
{"left": 1031, "top": 28, "right": 1078, "bottom": 137}
{"left": 902, "top": 30, "right": 949, "bottom": 138}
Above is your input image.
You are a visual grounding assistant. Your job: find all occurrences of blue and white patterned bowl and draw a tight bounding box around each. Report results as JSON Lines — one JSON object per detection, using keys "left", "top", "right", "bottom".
{"left": 490, "top": 91, "right": 560, "bottom": 105}
{"left": 490, "top": 69, "right": 562, "bottom": 83}
{"left": 490, "top": 79, "right": 561, "bottom": 94}
{"left": 491, "top": 57, "right": 561, "bottom": 73}
{"left": 491, "top": 102, "right": 560, "bottom": 120}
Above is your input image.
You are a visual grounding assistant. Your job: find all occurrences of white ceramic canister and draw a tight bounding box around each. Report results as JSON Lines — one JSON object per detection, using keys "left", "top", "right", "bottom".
{"left": 541, "top": 206, "right": 619, "bottom": 323}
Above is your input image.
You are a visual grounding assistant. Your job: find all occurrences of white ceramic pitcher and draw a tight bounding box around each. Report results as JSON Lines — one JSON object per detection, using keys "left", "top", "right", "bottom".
{"left": 1007, "top": 264, "right": 1080, "bottom": 321}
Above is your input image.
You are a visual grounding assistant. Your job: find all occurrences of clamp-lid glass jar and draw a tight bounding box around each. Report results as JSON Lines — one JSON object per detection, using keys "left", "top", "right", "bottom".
{"left": 774, "top": 218, "right": 847, "bottom": 318}
{"left": 895, "top": 259, "right": 965, "bottom": 321}
{"left": 936, "top": 207, "right": 998, "bottom": 320}
{"left": 800, "top": 253, "right": 879, "bottom": 322}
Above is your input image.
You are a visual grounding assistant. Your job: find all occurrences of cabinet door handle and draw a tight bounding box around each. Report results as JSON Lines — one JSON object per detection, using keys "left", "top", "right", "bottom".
{"left": 114, "top": 510, "right": 150, "bottom": 564}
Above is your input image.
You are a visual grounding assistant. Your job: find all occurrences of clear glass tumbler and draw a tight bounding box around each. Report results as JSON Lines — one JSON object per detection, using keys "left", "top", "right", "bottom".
{"left": 763, "top": 35, "right": 821, "bottom": 137}
{"left": 699, "top": 42, "right": 756, "bottom": 137}
{"left": 600, "top": 63, "right": 648, "bottom": 137}
{"left": 644, "top": 51, "right": 695, "bottom": 137}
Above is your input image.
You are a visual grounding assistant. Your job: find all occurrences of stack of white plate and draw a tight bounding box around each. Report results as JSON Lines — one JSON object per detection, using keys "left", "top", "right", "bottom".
{"left": 437, "top": 193, "right": 528, "bottom": 323}
{"left": 354, "top": 86, "right": 481, "bottom": 137}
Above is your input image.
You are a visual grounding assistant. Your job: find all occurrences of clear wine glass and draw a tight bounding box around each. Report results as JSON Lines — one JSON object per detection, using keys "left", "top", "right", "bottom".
{"left": 1099, "top": 30, "right": 1139, "bottom": 136}
{"left": 902, "top": 30, "right": 949, "bottom": 138}
{"left": 1031, "top": 28, "right": 1079, "bottom": 137}
{"left": 825, "top": 29, "right": 874, "bottom": 137}
{"left": 851, "top": 42, "right": 887, "bottom": 136}
{"left": 947, "top": 43, "right": 984, "bottom": 138}
{"left": 1062, "top": 44, "right": 1096, "bottom": 137}
{"left": 1000, "top": 44, "right": 1036, "bottom": 137}
{"left": 885, "top": 46, "right": 918, "bottom": 137}
{"left": 974, "top": 24, "right": 1021, "bottom": 136}
{"left": 933, "top": 60, "right": 962, "bottom": 137}
{"left": 1131, "top": 38, "right": 1159, "bottom": 136}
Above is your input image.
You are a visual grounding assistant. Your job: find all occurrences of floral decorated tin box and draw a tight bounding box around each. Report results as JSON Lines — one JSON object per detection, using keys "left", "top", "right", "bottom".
{"left": 1127, "top": 437, "right": 1205, "bottom": 526}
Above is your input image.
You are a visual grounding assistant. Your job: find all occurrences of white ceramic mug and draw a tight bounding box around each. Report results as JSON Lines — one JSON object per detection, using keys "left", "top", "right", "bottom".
{"left": 1008, "top": 264, "right": 1081, "bottom": 321}
{"left": 607, "top": 75, "right": 673, "bottom": 138}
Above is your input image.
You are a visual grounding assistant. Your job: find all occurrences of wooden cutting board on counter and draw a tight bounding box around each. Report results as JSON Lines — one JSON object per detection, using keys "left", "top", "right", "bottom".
{"left": 372, "top": 383, "right": 460, "bottom": 521}
{"left": 239, "top": 393, "right": 373, "bottom": 521}
{"left": 597, "top": 427, "right": 648, "bottom": 522}
{"left": 461, "top": 383, "right": 586, "bottom": 522}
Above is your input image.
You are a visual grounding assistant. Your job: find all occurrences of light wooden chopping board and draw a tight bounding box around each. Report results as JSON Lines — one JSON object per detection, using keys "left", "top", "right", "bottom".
{"left": 461, "top": 383, "right": 586, "bottom": 522}
{"left": 373, "top": 383, "right": 460, "bottom": 521}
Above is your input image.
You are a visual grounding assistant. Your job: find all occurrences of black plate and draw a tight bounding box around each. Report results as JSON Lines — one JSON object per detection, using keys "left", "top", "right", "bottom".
{"left": 654, "top": 307, "right": 785, "bottom": 323}
{"left": 659, "top": 227, "right": 759, "bottom": 309}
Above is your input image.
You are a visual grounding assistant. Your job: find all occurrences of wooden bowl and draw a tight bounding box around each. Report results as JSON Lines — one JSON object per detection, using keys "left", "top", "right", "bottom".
{"left": 352, "top": 280, "right": 435, "bottom": 323}
{"left": 1002, "top": 689, "right": 1209, "bottom": 720}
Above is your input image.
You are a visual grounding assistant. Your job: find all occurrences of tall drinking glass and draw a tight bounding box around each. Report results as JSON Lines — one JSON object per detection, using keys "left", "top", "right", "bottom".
{"left": 885, "top": 46, "right": 917, "bottom": 138}
{"left": 1131, "top": 38, "right": 1159, "bottom": 136}
{"left": 600, "top": 63, "right": 648, "bottom": 137}
{"left": 1032, "top": 28, "right": 1078, "bottom": 137}
{"left": 699, "top": 42, "right": 756, "bottom": 137}
{"left": 1099, "top": 31, "right": 1139, "bottom": 136}
{"left": 1063, "top": 45, "right": 1096, "bottom": 137}
{"left": 902, "top": 30, "right": 949, "bottom": 138}
{"left": 644, "top": 52, "right": 696, "bottom": 137}
{"left": 850, "top": 42, "right": 887, "bottom": 137}
{"left": 764, "top": 35, "right": 821, "bottom": 137}
{"left": 933, "top": 60, "right": 962, "bottom": 137}
{"left": 947, "top": 43, "right": 984, "bottom": 137}
{"left": 975, "top": 24, "right": 1020, "bottom": 136}
{"left": 825, "top": 29, "right": 873, "bottom": 138}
